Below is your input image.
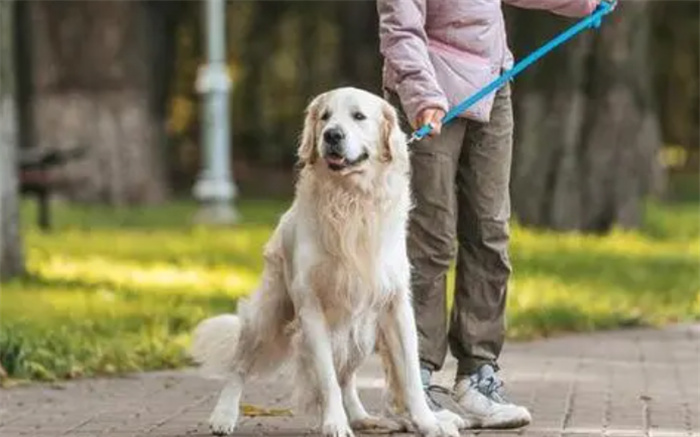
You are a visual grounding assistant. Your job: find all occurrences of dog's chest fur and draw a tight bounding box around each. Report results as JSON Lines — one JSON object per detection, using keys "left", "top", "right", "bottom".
{"left": 285, "top": 169, "right": 411, "bottom": 377}
{"left": 307, "top": 190, "right": 408, "bottom": 327}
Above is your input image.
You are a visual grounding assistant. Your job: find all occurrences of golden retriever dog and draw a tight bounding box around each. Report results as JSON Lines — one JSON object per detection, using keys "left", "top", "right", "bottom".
{"left": 190, "top": 87, "right": 466, "bottom": 437}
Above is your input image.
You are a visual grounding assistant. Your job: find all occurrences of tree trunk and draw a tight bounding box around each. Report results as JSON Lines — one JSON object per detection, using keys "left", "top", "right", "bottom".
{"left": 337, "top": 2, "right": 381, "bottom": 93}
{"left": 651, "top": 1, "right": 699, "bottom": 157}
{"left": 506, "top": 2, "right": 662, "bottom": 232}
{"left": 24, "top": 0, "right": 171, "bottom": 205}
{"left": 0, "top": 0, "right": 25, "bottom": 280}
{"left": 238, "top": 2, "right": 287, "bottom": 164}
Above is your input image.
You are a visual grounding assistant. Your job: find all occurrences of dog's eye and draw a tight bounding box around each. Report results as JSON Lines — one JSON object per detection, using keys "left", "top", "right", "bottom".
{"left": 352, "top": 111, "right": 366, "bottom": 121}
{"left": 320, "top": 111, "right": 331, "bottom": 122}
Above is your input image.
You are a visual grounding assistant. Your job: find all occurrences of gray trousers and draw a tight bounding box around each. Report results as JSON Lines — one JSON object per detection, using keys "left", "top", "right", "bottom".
{"left": 387, "top": 84, "right": 513, "bottom": 377}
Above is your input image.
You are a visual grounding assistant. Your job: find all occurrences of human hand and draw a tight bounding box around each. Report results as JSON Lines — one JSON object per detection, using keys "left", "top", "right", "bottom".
{"left": 413, "top": 108, "right": 446, "bottom": 137}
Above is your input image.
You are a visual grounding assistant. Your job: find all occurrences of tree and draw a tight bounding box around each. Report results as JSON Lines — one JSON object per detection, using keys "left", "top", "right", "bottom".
{"left": 19, "top": 1, "right": 183, "bottom": 205}
{"left": 336, "top": 2, "right": 382, "bottom": 93}
{"left": 651, "top": 1, "right": 699, "bottom": 161}
{"left": 506, "top": 2, "right": 663, "bottom": 232}
{"left": 0, "top": 0, "right": 25, "bottom": 280}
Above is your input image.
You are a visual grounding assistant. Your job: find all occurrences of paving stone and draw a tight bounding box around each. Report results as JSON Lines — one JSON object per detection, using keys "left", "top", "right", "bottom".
{"left": 0, "top": 324, "right": 697, "bottom": 436}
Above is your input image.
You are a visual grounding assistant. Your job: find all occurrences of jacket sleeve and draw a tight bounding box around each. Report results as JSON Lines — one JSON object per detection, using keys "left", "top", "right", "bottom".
{"left": 503, "top": 0, "right": 599, "bottom": 17}
{"left": 377, "top": 0, "right": 448, "bottom": 125}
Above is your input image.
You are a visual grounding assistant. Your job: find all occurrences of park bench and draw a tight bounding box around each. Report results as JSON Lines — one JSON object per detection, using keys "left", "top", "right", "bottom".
{"left": 19, "top": 146, "right": 87, "bottom": 231}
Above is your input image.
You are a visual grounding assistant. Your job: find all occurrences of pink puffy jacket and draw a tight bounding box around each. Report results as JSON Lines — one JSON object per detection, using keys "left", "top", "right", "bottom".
{"left": 378, "top": 0, "right": 599, "bottom": 124}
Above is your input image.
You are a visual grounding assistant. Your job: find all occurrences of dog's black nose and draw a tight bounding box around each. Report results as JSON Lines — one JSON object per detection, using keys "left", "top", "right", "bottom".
{"left": 323, "top": 127, "right": 345, "bottom": 146}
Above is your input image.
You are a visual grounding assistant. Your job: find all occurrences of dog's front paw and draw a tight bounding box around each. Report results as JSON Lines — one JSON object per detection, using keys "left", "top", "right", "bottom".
{"left": 435, "top": 409, "right": 469, "bottom": 430}
{"left": 322, "top": 420, "right": 355, "bottom": 437}
{"left": 209, "top": 407, "right": 239, "bottom": 436}
{"left": 413, "top": 415, "right": 460, "bottom": 437}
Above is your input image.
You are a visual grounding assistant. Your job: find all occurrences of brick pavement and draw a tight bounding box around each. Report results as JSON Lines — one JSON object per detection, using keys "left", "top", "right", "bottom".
{"left": 1, "top": 324, "right": 698, "bottom": 437}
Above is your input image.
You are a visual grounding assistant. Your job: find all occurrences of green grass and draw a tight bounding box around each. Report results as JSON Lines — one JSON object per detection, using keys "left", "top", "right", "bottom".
{"left": 1, "top": 198, "right": 698, "bottom": 382}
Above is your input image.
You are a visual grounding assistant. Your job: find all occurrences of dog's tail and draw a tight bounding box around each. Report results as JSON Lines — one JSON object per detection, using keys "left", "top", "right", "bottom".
{"left": 190, "top": 314, "right": 242, "bottom": 379}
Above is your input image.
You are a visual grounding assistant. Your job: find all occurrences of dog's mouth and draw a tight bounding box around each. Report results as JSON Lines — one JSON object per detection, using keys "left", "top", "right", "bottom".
{"left": 325, "top": 151, "right": 369, "bottom": 172}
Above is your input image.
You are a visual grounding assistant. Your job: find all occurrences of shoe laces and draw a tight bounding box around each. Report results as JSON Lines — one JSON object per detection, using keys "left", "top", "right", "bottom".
{"left": 469, "top": 364, "right": 509, "bottom": 404}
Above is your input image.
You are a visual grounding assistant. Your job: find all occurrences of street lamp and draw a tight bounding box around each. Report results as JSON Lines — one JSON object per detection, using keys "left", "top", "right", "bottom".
{"left": 193, "top": 0, "right": 238, "bottom": 225}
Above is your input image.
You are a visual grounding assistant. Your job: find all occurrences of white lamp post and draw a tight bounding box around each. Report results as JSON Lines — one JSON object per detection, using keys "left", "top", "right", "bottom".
{"left": 193, "top": 0, "right": 238, "bottom": 224}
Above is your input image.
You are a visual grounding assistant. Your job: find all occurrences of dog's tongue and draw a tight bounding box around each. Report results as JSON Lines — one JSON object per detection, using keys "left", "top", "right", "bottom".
{"left": 326, "top": 156, "right": 345, "bottom": 166}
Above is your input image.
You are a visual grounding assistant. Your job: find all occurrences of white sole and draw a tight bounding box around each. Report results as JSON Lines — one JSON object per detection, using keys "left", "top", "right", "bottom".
{"left": 464, "top": 408, "right": 531, "bottom": 429}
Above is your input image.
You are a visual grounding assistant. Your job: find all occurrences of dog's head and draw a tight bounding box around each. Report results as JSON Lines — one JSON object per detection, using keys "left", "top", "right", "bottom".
{"left": 297, "top": 87, "right": 408, "bottom": 179}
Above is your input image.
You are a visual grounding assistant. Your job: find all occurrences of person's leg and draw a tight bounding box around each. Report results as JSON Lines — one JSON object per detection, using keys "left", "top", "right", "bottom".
{"left": 449, "top": 83, "right": 512, "bottom": 377}
{"left": 409, "top": 124, "right": 466, "bottom": 375}
{"left": 449, "top": 83, "right": 531, "bottom": 429}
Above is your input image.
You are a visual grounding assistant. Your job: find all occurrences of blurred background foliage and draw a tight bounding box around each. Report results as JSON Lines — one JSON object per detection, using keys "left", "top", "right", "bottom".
{"left": 162, "top": 1, "right": 698, "bottom": 198}
{"left": 166, "top": 2, "right": 383, "bottom": 195}
{"left": 9, "top": 0, "right": 698, "bottom": 205}
{"left": 1, "top": 0, "right": 698, "bottom": 382}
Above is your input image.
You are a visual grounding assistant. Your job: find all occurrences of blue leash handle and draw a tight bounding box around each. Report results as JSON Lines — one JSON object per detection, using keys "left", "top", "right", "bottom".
{"left": 409, "top": 0, "right": 616, "bottom": 144}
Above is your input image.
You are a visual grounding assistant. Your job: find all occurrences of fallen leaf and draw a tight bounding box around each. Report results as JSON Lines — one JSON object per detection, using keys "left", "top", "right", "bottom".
{"left": 240, "top": 403, "right": 293, "bottom": 417}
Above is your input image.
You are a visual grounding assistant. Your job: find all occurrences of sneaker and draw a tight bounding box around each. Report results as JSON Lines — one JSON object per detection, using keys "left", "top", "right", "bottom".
{"left": 420, "top": 368, "right": 471, "bottom": 430}
{"left": 421, "top": 367, "right": 445, "bottom": 412}
{"left": 421, "top": 368, "right": 468, "bottom": 415}
{"left": 453, "top": 364, "right": 531, "bottom": 429}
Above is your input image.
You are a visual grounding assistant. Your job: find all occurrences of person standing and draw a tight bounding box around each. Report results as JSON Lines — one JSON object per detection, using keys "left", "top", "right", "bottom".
{"left": 378, "top": 0, "right": 600, "bottom": 428}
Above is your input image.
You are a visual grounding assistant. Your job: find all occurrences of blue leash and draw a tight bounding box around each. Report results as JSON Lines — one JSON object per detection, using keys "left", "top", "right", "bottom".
{"left": 408, "top": 0, "right": 616, "bottom": 144}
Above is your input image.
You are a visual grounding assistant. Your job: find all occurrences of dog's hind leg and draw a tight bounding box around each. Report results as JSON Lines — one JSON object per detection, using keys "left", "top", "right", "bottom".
{"left": 207, "top": 298, "right": 293, "bottom": 434}
{"left": 192, "top": 314, "right": 247, "bottom": 436}
{"left": 208, "top": 371, "right": 244, "bottom": 436}
{"left": 196, "top": 255, "right": 294, "bottom": 436}
{"left": 342, "top": 372, "right": 371, "bottom": 424}
{"left": 342, "top": 372, "right": 404, "bottom": 434}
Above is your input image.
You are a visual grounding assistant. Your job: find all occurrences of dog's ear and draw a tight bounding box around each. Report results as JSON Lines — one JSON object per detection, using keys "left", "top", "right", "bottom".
{"left": 380, "top": 102, "right": 407, "bottom": 163}
{"left": 297, "top": 94, "right": 325, "bottom": 166}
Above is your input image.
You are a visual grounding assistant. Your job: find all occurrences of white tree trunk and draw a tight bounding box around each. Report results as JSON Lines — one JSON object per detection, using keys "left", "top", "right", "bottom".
{"left": 0, "top": 0, "right": 25, "bottom": 280}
